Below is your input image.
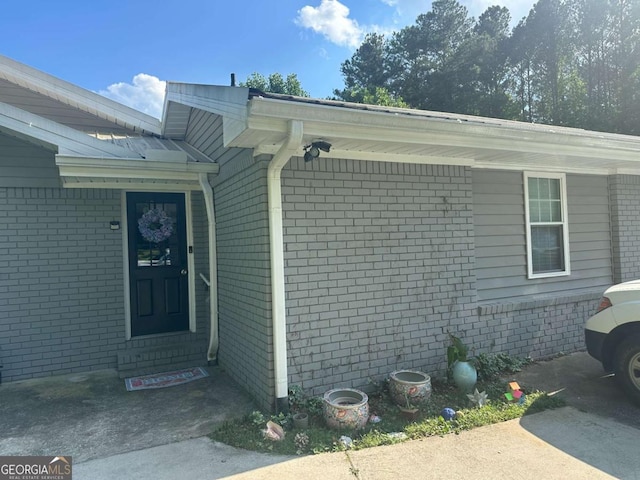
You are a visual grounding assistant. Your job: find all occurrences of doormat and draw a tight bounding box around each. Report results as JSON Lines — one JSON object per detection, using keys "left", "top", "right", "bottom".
{"left": 125, "top": 367, "right": 209, "bottom": 391}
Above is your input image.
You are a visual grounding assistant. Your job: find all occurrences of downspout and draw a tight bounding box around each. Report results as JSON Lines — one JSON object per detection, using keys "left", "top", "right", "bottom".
{"left": 199, "top": 173, "right": 219, "bottom": 362}
{"left": 268, "top": 120, "right": 303, "bottom": 412}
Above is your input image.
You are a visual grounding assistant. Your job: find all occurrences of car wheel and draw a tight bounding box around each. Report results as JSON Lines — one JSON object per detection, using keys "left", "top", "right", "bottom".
{"left": 613, "top": 335, "right": 640, "bottom": 405}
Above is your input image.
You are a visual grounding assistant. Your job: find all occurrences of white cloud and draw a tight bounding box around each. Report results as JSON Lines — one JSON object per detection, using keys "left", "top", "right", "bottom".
{"left": 98, "top": 73, "right": 166, "bottom": 119}
{"left": 380, "top": 0, "right": 430, "bottom": 20}
{"left": 296, "top": 0, "right": 364, "bottom": 48}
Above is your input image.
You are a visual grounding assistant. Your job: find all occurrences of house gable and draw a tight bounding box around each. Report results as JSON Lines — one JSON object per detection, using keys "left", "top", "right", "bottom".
{"left": 0, "top": 54, "right": 161, "bottom": 136}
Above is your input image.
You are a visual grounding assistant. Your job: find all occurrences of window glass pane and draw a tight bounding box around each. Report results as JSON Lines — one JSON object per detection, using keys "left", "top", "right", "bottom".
{"left": 528, "top": 177, "right": 539, "bottom": 198}
{"left": 531, "top": 225, "right": 564, "bottom": 273}
{"left": 549, "top": 178, "right": 560, "bottom": 199}
{"left": 550, "top": 200, "right": 562, "bottom": 222}
{"left": 540, "top": 201, "right": 551, "bottom": 222}
{"left": 529, "top": 200, "right": 540, "bottom": 223}
{"left": 540, "top": 178, "right": 550, "bottom": 198}
{"left": 135, "top": 202, "right": 178, "bottom": 267}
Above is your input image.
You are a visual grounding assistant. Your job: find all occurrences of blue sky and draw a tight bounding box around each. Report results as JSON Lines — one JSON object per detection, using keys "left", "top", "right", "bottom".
{"left": 1, "top": 0, "right": 535, "bottom": 118}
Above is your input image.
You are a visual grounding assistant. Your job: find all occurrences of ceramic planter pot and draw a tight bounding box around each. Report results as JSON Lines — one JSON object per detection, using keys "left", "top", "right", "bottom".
{"left": 292, "top": 412, "right": 309, "bottom": 429}
{"left": 323, "top": 388, "right": 369, "bottom": 430}
{"left": 398, "top": 406, "right": 420, "bottom": 421}
{"left": 389, "top": 370, "right": 432, "bottom": 407}
{"left": 452, "top": 360, "right": 477, "bottom": 392}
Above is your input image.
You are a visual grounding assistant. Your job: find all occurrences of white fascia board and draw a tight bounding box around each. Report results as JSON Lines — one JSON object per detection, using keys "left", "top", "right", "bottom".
{"left": 0, "top": 102, "right": 142, "bottom": 158}
{"left": 56, "top": 155, "right": 219, "bottom": 180}
{"left": 164, "top": 83, "right": 249, "bottom": 145}
{"left": 246, "top": 97, "right": 640, "bottom": 163}
{"left": 473, "top": 162, "right": 611, "bottom": 176}
{"left": 0, "top": 54, "right": 161, "bottom": 135}
{"left": 61, "top": 178, "right": 204, "bottom": 191}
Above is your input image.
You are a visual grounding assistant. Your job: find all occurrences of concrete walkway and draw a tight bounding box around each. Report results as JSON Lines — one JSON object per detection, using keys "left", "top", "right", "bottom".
{"left": 74, "top": 407, "right": 639, "bottom": 480}
{"left": 0, "top": 366, "right": 255, "bottom": 462}
{"left": 2, "top": 352, "right": 640, "bottom": 479}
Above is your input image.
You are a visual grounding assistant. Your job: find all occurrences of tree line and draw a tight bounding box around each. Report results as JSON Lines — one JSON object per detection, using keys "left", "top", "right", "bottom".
{"left": 333, "top": 0, "right": 640, "bottom": 135}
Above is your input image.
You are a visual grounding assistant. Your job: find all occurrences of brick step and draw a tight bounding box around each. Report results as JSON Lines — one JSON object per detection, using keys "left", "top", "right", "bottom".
{"left": 117, "top": 342, "right": 209, "bottom": 379}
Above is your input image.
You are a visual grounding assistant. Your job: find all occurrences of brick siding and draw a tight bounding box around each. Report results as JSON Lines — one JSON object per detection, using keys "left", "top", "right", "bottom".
{"left": 214, "top": 159, "right": 274, "bottom": 410}
{"left": 0, "top": 187, "right": 210, "bottom": 382}
{"left": 609, "top": 175, "right": 640, "bottom": 283}
{"left": 281, "top": 158, "right": 478, "bottom": 396}
{"left": 477, "top": 292, "right": 601, "bottom": 359}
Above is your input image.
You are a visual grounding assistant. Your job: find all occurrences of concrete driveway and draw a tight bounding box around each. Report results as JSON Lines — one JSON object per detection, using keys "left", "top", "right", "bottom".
{"left": 510, "top": 351, "right": 640, "bottom": 429}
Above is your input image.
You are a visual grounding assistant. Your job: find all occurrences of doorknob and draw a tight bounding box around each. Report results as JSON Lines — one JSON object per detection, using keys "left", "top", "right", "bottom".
{"left": 180, "top": 269, "right": 188, "bottom": 275}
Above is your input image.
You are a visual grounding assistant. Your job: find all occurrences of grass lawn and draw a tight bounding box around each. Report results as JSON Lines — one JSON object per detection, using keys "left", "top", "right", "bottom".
{"left": 210, "top": 374, "right": 565, "bottom": 456}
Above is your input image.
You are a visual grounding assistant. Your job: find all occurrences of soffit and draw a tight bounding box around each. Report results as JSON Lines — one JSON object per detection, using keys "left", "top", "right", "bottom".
{"left": 56, "top": 154, "right": 218, "bottom": 191}
{"left": 0, "top": 55, "right": 161, "bottom": 136}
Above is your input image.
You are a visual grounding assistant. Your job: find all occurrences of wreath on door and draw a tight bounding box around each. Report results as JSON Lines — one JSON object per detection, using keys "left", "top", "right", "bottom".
{"left": 138, "top": 207, "right": 174, "bottom": 243}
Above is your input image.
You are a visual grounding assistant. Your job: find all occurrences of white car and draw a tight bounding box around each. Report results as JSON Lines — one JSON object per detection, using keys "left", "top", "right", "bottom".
{"left": 585, "top": 280, "right": 640, "bottom": 405}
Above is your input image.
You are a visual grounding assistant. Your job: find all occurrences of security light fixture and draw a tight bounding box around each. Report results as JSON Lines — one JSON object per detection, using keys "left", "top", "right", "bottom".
{"left": 303, "top": 141, "right": 332, "bottom": 162}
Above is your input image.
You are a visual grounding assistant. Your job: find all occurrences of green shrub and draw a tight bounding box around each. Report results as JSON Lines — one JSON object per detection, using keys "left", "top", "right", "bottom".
{"left": 475, "top": 352, "right": 533, "bottom": 382}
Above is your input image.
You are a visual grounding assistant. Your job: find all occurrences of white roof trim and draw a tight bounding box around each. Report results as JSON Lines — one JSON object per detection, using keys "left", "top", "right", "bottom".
{"left": 0, "top": 54, "right": 161, "bottom": 135}
{"left": 245, "top": 97, "right": 640, "bottom": 162}
{"left": 56, "top": 154, "right": 219, "bottom": 190}
{"left": 0, "top": 101, "right": 143, "bottom": 158}
{"left": 162, "top": 84, "right": 640, "bottom": 173}
{"left": 163, "top": 83, "right": 249, "bottom": 141}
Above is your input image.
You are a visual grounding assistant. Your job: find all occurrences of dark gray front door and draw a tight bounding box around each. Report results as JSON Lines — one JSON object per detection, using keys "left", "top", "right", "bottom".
{"left": 127, "top": 192, "right": 189, "bottom": 337}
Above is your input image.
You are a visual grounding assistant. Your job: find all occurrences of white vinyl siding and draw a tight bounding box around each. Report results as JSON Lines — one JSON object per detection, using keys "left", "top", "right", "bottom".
{"left": 524, "top": 172, "right": 570, "bottom": 278}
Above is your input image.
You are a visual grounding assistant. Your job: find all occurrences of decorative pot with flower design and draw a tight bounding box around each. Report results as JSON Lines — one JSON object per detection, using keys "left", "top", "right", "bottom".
{"left": 323, "top": 388, "right": 369, "bottom": 430}
{"left": 389, "top": 370, "right": 432, "bottom": 407}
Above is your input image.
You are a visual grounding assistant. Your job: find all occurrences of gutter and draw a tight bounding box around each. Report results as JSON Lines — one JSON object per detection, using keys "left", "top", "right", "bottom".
{"left": 199, "top": 173, "right": 219, "bottom": 362}
{"left": 268, "top": 120, "right": 303, "bottom": 412}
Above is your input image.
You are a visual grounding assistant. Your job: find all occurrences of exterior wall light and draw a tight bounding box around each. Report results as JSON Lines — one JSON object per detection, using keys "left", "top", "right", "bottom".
{"left": 303, "top": 141, "right": 332, "bottom": 162}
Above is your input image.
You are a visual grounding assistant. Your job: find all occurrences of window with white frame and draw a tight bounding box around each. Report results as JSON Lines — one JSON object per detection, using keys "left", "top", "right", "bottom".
{"left": 524, "top": 172, "right": 570, "bottom": 278}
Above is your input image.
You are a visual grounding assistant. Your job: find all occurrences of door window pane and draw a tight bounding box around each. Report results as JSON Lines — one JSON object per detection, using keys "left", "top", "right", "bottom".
{"left": 135, "top": 202, "right": 177, "bottom": 267}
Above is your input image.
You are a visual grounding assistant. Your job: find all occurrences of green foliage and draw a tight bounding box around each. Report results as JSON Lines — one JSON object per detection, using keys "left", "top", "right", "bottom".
{"left": 239, "top": 72, "right": 309, "bottom": 97}
{"left": 288, "top": 385, "right": 306, "bottom": 412}
{"left": 248, "top": 410, "right": 266, "bottom": 427}
{"left": 447, "top": 333, "right": 470, "bottom": 367}
{"left": 334, "top": 86, "right": 408, "bottom": 108}
{"left": 475, "top": 352, "right": 533, "bottom": 382}
{"left": 335, "top": 0, "right": 640, "bottom": 134}
{"left": 288, "top": 385, "right": 323, "bottom": 417}
{"left": 210, "top": 377, "right": 564, "bottom": 455}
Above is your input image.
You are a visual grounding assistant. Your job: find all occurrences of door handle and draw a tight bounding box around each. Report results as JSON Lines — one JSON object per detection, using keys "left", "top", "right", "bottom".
{"left": 180, "top": 269, "right": 188, "bottom": 275}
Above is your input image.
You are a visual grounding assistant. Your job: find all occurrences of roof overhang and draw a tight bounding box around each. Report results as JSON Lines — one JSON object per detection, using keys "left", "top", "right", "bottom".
{"left": 0, "top": 101, "right": 144, "bottom": 158}
{"left": 239, "top": 96, "right": 640, "bottom": 175}
{"left": 0, "top": 54, "right": 161, "bottom": 136}
{"left": 164, "top": 84, "right": 640, "bottom": 176}
{"left": 56, "top": 153, "right": 219, "bottom": 190}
